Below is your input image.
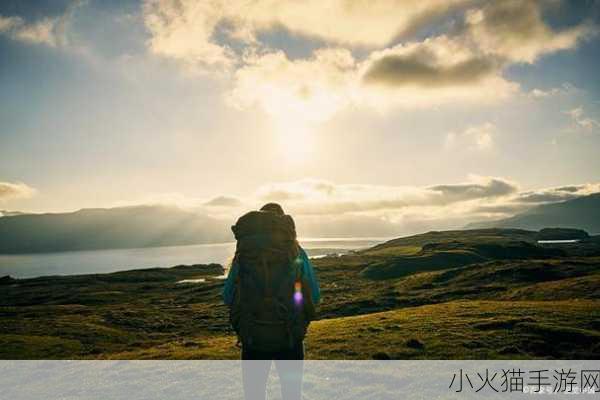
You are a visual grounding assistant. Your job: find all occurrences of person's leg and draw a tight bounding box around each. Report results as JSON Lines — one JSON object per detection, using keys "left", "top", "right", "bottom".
{"left": 274, "top": 342, "right": 304, "bottom": 400}
{"left": 242, "top": 346, "right": 272, "bottom": 400}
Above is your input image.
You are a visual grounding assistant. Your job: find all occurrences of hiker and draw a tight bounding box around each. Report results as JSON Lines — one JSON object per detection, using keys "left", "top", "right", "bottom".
{"left": 222, "top": 203, "right": 320, "bottom": 400}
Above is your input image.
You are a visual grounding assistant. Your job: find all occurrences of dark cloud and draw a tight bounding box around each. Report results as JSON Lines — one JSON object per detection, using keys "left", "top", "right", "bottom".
{"left": 203, "top": 196, "right": 242, "bottom": 207}
{"left": 556, "top": 185, "right": 583, "bottom": 193}
{"left": 388, "top": 0, "right": 477, "bottom": 42}
{"left": 429, "top": 178, "right": 517, "bottom": 203}
{"left": 462, "top": 0, "right": 594, "bottom": 63}
{"left": 362, "top": 0, "right": 593, "bottom": 90}
{"left": 474, "top": 0, "right": 542, "bottom": 40}
{"left": 363, "top": 49, "right": 497, "bottom": 88}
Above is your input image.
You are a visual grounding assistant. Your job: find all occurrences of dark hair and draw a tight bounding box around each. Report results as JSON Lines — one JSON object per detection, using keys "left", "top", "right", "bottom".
{"left": 260, "top": 202, "right": 285, "bottom": 215}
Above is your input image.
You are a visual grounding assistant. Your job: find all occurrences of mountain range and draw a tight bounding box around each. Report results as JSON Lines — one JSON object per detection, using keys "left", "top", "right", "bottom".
{"left": 1, "top": 192, "right": 599, "bottom": 254}
{"left": 0, "top": 205, "right": 231, "bottom": 254}
{"left": 468, "top": 193, "right": 600, "bottom": 234}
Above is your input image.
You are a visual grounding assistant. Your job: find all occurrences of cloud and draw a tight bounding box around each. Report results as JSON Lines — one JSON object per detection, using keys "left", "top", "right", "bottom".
{"left": 428, "top": 176, "right": 517, "bottom": 202}
{"left": 530, "top": 88, "right": 558, "bottom": 99}
{"left": 566, "top": 107, "right": 600, "bottom": 131}
{"left": 229, "top": 48, "right": 357, "bottom": 124}
{"left": 0, "top": 2, "right": 82, "bottom": 48}
{"left": 245, "top": 176, "right": 600, "bottom": 225}
{"left": 289, "top": 177, "right": 600, "bottom": 236}
{"left": 363, "top": 36, "right": 499, "bottom": 88}
{"left": 529, "top": 83, "right": 579, "bottom": 99}
{"left": 446, "top": 122, "right": 496, "bottom": 150}
{"left": 143, "top": 0, "right": 594, "bottom": 66}
{"left": 0, "top": 15, "right": 59, "bottom": 46}
{"left": 107, "top": 174, "right": 600, "bottom": 238}
{"left": 0, "top": 182, "right": 36, "bottom": 202}
{"left": 555, "top": 185, "right": 581, "bottom": 193}
{"left": 359, "top": 0, "right": 593, "bottom": 101}
{"left": 235, "top": 0, "right": 471, "bottom": 47}
{"left": 297, "top": 214, "right": 402, "bottom": 238}
{"left": 260, "top": 190, "right": 305, "bottom": 202}
{"left": 242, "top": 176, "right": 600, "bottom": 236}
{"left": 463, "top": 0, "right": 596, "bottom": 64}
{"left": 516, "top": 192, "right": 579, "bottom": 203}
{"left": 119, "top": 177, "right": 600, "bottom": 237}
{"left": 143, "top": 0, "right": 235, "bottom": 69}
{"left": 0, "top": 15, "right": 21, "bottom": 32}
{"left": 229, "top": 40, "right": 518, "bottom": 123}
{"left": 253, "top": 176, "right": 518, "bottom": 216}
{"left": 143, "top": 0, "right": 593, "bottom": 119}
{"left": 142, "top": 0, "right": 474, "bottom": 55}
{"left": 203, "top": 196, "right": 243, "bottom": 207}
{"left": 257, "top": 179, "right": 336, "bottom": 202}
{"left": 516, "top": 183, "right": 600, "bottom": 203}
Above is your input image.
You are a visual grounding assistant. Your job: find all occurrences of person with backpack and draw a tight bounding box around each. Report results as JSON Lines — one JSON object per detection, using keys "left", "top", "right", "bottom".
{"left": 222, "top": 203, "right": 320, "bottom": 399}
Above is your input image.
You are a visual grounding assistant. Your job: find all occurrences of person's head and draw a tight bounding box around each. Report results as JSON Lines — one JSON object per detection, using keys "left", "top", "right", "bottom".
{"left": 260, "top": 202, "right": 285, "bottom": 216}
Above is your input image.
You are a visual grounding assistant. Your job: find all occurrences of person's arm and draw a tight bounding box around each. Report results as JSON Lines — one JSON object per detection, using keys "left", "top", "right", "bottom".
{"left": 299, "top": 247, "right": 321, "bottom": 304}
{"left": 222, "top": 261, "right": 239, "bottom": 306}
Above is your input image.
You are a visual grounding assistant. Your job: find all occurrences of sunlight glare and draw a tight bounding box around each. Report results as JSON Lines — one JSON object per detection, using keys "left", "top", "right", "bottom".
{"left": 275, "top": 121, "right": 314, "bottom": 164}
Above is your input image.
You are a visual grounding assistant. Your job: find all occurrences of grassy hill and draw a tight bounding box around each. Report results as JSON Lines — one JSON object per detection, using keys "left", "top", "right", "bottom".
{"left": 356, "top": 228, "right": 573, "bottom": 279}
{"left": 98, "top": 300, "right": 600, "bottom": 360}
{"left": 1, "top": 228, "right": 600, "bottom": 359}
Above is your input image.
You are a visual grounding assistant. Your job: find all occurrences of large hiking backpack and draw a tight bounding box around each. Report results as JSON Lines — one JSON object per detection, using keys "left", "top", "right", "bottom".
{"left": 229, "top": 210, "right": 315, "bottom": 351}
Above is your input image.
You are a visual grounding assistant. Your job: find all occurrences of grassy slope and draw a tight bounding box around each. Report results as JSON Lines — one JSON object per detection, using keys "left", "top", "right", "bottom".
{"left": 99, "top": 300, "right": 600, "bottom": 360}
{"left": 365, "top": 228, "right": 539, "bottom": 251}
{"left": 309, "top": 299, "right": 600, "bottom": 359}
{"left": 2, "top": 229, "right": 600, "bottom": 359}
{"left": 0, "top": 264, "right": 231, "bottom": 359}
{"left": 360, "top": 232, "right": 567, "bottom": 280}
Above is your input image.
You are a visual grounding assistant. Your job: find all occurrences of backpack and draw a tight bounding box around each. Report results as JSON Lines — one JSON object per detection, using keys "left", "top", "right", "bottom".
{"left": 229, "top": 210, "right": 315, "bottom": 352}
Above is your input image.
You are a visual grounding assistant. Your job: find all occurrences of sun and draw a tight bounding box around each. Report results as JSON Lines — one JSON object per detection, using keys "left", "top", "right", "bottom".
{"left": 272, "top": 117, "right": 316, "bottom": 165}
{"left": 260, "top": 83, "right": 332, "bottom": 165}
{"left": 279, "top": 125, "right": 313, "bottom": 163}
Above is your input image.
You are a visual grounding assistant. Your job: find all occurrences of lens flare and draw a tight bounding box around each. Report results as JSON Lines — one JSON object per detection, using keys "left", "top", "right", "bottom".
{"left": 294, "top": 281, "right": 303, "bottom": 305}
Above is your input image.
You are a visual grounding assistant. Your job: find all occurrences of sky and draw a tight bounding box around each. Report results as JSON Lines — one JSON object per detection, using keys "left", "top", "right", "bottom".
{"left": 1, "top": 0, "right": 600, "bottom": 236}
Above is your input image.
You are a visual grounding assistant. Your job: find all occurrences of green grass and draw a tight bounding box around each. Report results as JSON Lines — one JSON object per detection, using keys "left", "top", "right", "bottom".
{"left": 500, "top": 274, "right": 600, "bottom": 300}
{"left": 2, "top": 228, "right": 600, "bottom": 359}
{"left": 0, "top": 334, "right": 84, "bottom": 359}
{"left": 361, "top": 245, "right": 421, "bottom": 257}
{"left": 307, "top": 300, "right": 600, "bottom": 359}
{"left": 82, "top": 300, "right": 600, "bottom": 360}
{"left": 3, "top": 255, "right": 600, "bottom": 359}
{"left": 366, "top": 228, "right": 539, "bottom": 251}
{"left": 360, "top": 239, "right": 565, "bottom": 280}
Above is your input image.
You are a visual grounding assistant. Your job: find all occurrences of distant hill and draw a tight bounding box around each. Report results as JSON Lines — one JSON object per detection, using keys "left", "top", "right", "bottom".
{"left": 353, "top": 227, "right": 598, "bottom": 280}
{"left": 467, "top": 193, "right": 600, "bottom": 233}
{"left": 0, "top": 205, "right": 232, "bottom": 254}
{"left": 358, "top": 228, "right": 567, "bottom": 280}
